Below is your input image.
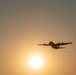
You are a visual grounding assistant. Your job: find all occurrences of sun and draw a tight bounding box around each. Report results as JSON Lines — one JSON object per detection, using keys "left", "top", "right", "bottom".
{"left": 28, "top": 55, "right": 43, "bottom": 69}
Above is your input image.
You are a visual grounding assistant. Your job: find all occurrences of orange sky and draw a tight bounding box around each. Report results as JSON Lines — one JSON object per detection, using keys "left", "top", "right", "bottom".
{"left": 0, "top": 0, "right": 76, "bottom": 75}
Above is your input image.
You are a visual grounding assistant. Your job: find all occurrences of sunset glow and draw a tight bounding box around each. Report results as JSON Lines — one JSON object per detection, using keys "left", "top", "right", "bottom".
{"left": 1, "top": 0, "right": 75, "bottom": 75}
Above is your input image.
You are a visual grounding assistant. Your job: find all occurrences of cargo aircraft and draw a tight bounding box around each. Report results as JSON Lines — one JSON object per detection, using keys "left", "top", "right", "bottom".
{"left": 38, "top": 41, "right": 72, "bottom": 49}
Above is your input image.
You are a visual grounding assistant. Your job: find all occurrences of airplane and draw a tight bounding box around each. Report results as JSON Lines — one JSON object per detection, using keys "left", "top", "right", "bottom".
{"left": 37, "top": 41, "right": 72, "bottom": 49}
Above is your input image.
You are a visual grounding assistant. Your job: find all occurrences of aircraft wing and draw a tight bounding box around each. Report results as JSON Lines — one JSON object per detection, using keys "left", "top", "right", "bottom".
{"left": 37, "top": 44, "right": 45, "bottom": 45}
{"left": 37, "top": 44, "right": 50, "bottom": 46}
{"left": 56, "top": 42, "right": 72, "bottom": 45}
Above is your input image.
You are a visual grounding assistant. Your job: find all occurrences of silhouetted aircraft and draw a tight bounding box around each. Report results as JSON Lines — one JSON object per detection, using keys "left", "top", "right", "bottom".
{"left": 38, "top": 41, "right": 72, "bottom": 49}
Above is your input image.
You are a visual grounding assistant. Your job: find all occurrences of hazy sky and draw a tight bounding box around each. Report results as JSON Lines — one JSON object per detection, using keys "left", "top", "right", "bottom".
{"left": 0, "top": 0, "right": 76, "bottom": 75}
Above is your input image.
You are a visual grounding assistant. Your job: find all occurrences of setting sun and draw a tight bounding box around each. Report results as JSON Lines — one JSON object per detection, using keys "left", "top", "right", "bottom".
{"left": 28, "top": 55, "right": 44, "bottom": 69}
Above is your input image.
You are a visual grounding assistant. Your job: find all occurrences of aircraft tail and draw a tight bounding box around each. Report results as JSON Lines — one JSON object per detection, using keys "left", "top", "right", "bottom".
{"left": 49, "top": 41, "right": 54, "bottom": 45}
